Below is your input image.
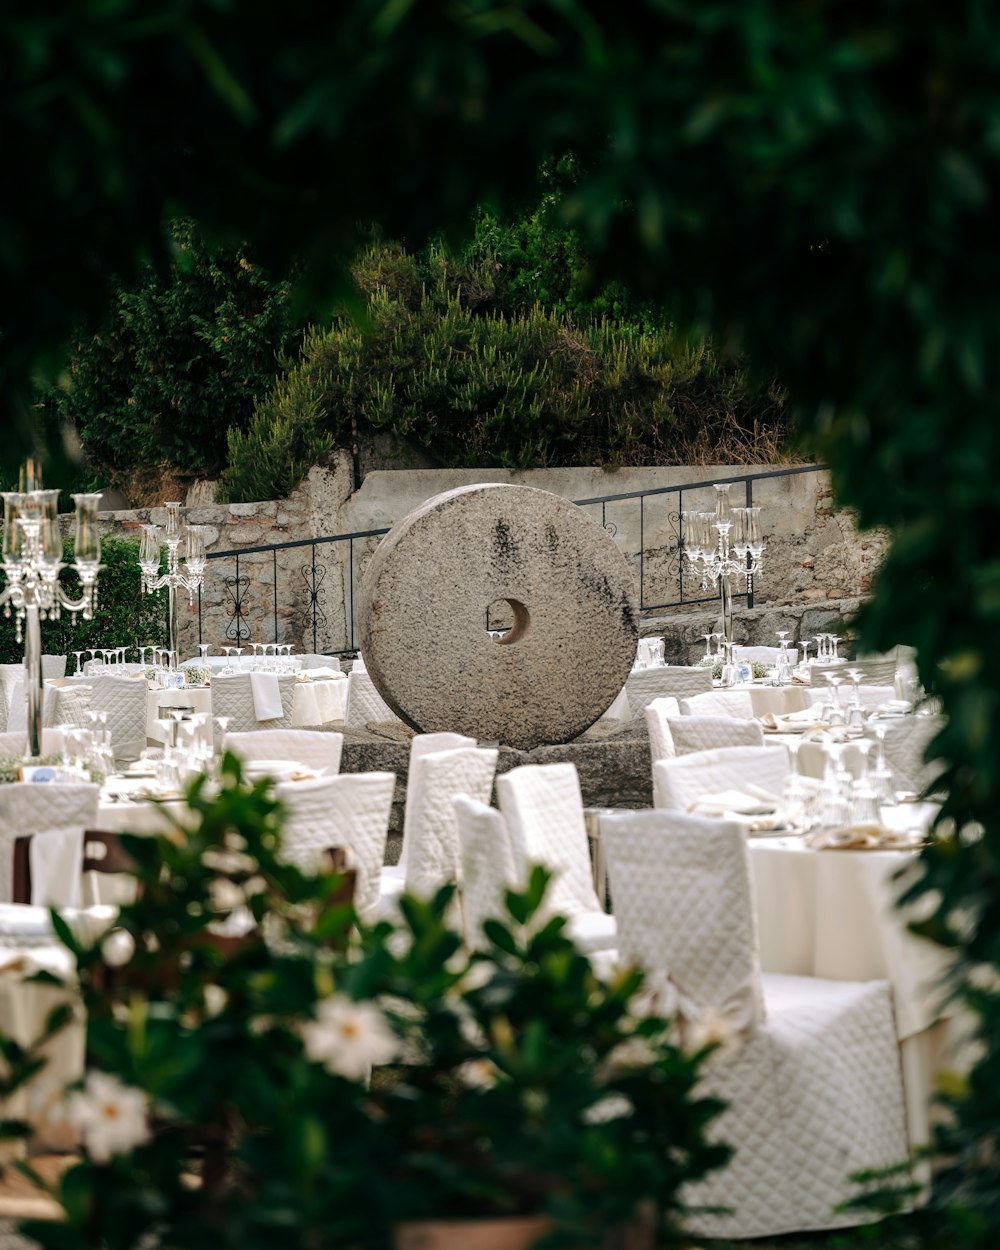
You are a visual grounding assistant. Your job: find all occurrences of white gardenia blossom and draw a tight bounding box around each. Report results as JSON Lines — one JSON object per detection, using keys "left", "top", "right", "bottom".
{"left": 302, "top": 996, "right": 401, "bottom": 1080}
{"left": 583, "top": 1093, "right": 634, "bottom": 1124}
{"left": 64, "top": 1071, "right": 150, "bottom": 1163}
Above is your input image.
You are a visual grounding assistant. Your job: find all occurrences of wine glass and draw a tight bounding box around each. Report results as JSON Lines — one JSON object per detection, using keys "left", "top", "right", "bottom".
{"left": 869, "top": 722, "right": 897, "bottom": 805}
{"left": 844, "top": 667, "right": 865, "bottom": 730}
{"left": 825, "top": 675, "right": 846, "bottom": 726}
{"left": 214, "top": 716, "right": 230, "bottom": 756}
{"left": 702, "top": 633, "right": 714, "bottom": 661}
{"left": 198, "top": 643, "right": 210, "bottom": 661}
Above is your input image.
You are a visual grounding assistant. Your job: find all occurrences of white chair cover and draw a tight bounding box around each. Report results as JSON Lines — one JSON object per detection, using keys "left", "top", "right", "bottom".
{"left": 644, "top": 696, "right": 681, "bottom": 762}
{"left": 211, "top": 673, "right": 296, "bottom": 738}
{"left": 881, "top": 713, "right": 947, "bottom": 794}
{"left": 345, "top": 669, "right": 400, "bottom": 729}
{"left": 495, "top": 763, "right": 616, "bottom": 953}
{"left": 0, "top": 728, "right": 66, "bottom": 758}
{"left": 601, "top": 810, "right": 910, "bottom": 1239}
{"left": 275, "top": 771, "right": 395, "bottom": 925}
{"left": 625, "top": 665, "right": 712, "bottom": 717}
{"left": 679, "top": 688, "right": 756, "bottom": 718}
{"left": 811, "top": 657, "right": 897, "bottom": 686}
{"left": 666, "top": 715, "right": 764, "bottom": 756}
{"left": 7, "top": 682, "right": 91, "bottom": 733}
{"left": 85, "top": 673, "right": 149, "bottom": 764}
{"left": 396, "top": 734, "right": 479, "bottom": 874}
{"left": 807, "top": 683, "right": 899, "bottom": 714}
{"left": 295, "top": 653, "right": 343, "bottom": 672}
{"left": 402, "top": 747, "right": 499, "bottom": 901}
{"left": 225, "top": 729, "right": 344, "bottom": 775}
{"left": 453, "top": 796, "right": 518, "bottom": 950}
{"left": 41, "top": 655, "right": 68, "bottom": 680}
{"left": 653, "top": 745, "right": 789, "bottom": 811}
{"left": 0, "top": 782, "right": 100, "bottom": 905}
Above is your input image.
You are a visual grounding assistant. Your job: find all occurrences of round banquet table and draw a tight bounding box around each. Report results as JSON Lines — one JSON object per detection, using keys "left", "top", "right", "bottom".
{"left": 748, "top": 835, "right": 963, "bottom": 1149}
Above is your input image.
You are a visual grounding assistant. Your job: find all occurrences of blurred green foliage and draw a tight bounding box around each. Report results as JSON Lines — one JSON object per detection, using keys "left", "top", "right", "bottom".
{"left": 42, "top": 219, "right": 302, "bottom": 491}
{"left": 3, "top": 2, "right": 1000, "bottom": 1236}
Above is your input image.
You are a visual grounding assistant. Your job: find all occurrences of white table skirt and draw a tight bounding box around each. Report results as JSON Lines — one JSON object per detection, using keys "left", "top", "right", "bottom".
{"left": 748, "top": 837, "right": 959, "bottom": 1148}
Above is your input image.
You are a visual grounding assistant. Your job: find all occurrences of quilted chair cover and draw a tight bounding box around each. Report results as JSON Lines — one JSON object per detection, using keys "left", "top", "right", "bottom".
{"left": 624, "top": 666, "right": 712, "bottom": 718}
{"left": 679, "top": 688, "right": 756, "bottom": 719}
{"left": 602, "top": 811, "right": 911, "bottom": 1239}
{"left": 880, "top": 714, "right": 947, "bottom": 795}
{"left": 0, "top": 782, "right": 99, "bottom": 905}
{"left": 806, "top": 683, "right": 898, "bottom": 714}
{"left": 86, "top": 674, "right": 149, "bottom": 764}
{"left": 0, "top": 728, "right": 66, "bottom": 757}
{"left": 0, "top": 696, "right": 7, "bottom": 733}
{"left": 275, "top": 771, "right": 395, "bottom": 924}
{"left": 495, "top": 763, "right": 616, "bottom": 954}
{"left": 644, "top": 696, "right": 681, "bottom": 763}
{"left": 7, "top": 681, "right": 92, "bottom": 732}
{"left": 295, "top": 653, "right": 343, "bottom": 671}
{"left": 402, "top": 747, "right": 499, "bottom": 902}
{"left": 667, "top": 715, "right": 764, "bottom": 756}
{"left": 225, "top": 729, "right": 344, "bottom": 775}
{"left": 345, "top": 669, "right": 400, "bottom": 729}
{"left": 41, "top": 655, "right": 67, "bottom": 680}
{"left": 376, "top": 733, "right": 480, "bottom": 916}
{"left": 454, "top": 795, "right": 519, "bottom": 950}
{"left": 212, "top": 673, "right": 296, "bottom": 738}
{"left": 653, "top": 745, "right": 789, "bottom": 811}
{"left": 812, "top": 658, "right": 898, "bottom": 687}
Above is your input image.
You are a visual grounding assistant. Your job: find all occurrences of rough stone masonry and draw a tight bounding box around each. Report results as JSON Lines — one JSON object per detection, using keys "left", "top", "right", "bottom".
{"left": 358, "top": 483, "right": 638, "bottom": 750}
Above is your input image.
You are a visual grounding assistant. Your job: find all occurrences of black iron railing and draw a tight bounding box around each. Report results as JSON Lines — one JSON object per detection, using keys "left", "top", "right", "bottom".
{"left": 199, "top": 464, "right": 824, "bottom": 654}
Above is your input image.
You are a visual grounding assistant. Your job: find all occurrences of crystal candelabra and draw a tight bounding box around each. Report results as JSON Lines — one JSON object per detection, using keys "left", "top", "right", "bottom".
{"left": 138, "top": 503, "right": 208, "bottom": 664}
{"left": 1, "top": 460, "right": 104, "bottom": 757}
{"left": 682, "top": 483, "right": 764, "bottom": 683}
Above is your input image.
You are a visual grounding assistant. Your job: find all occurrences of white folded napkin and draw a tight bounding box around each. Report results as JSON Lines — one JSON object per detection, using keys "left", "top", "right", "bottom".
{"left": 30, "top": 827, "right": 84, "bottom": 908}
{"left": 297, "top": 666, "right": 344, "bottom": 681}
{"left": 689, "top": 787, "right": 779, "bottom": 817}
{"left": 249, "top": 672, "right": 284, "bottom": 720}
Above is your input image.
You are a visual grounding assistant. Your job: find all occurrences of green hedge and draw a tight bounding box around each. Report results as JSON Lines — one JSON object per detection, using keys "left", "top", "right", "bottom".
{"left": 0, "top": 536, "right": 167, "bottom": 667}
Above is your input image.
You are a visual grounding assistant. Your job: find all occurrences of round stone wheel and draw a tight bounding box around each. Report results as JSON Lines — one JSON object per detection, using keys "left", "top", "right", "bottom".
{"left": 358, "top": 483, "right": 638, "bottom": 750}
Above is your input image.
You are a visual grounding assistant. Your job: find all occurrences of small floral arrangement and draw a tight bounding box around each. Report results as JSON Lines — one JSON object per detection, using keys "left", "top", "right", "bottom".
{"left": 182, "top": 665, "right": 212, "bottom": 687}
{"left": 3, "top": 757, "right": 729, "bottom": 1250}
{"left": 696, "top": 656, "right": 770, "bottom": 681}
{"left": 0, "top": 753, "right": 104, "bottom": 785}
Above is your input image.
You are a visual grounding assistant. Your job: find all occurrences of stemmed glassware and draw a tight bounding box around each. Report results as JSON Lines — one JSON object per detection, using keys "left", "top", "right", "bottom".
{"left": 844, "top": 667, "right": 865, "bottom": 731}
{"left": 221, "top": 647, "right": 234, "bottom": 674}
{"left": 198, "top": 643, "right": 210, "bottom": 661}
{"left": 702, "top": 633, "right": 715, "bottom": 662}
{"left": 72, "top": 650, "right": 84, "bottom": 676}
{"left": 869, "top": 722, "right": 897, "bottom": 806}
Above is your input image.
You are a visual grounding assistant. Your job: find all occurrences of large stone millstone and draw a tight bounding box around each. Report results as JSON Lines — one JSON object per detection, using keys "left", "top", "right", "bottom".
{"left": 358, "top": 484, "right": 638, "bottom": 750}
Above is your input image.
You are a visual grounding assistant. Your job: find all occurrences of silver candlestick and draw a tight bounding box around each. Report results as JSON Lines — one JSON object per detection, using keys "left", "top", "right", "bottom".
{"left": 682, "top": 484, "right": 764, "bottom": 681}
{"left": 138, "top": 503, "right": 207, "bottom": 664}
{"left": 1, "top": 461, "right": 103, "bottom": 758}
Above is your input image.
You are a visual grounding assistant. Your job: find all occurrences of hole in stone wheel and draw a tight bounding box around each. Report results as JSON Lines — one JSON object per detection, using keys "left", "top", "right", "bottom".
{"left": 486, "top": 598, "right": 530, "bottom": 645}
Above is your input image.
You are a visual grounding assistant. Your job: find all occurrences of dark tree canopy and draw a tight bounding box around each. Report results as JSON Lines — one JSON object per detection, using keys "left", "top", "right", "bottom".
{"left": 5, "top": 1, "right": 1000, "bottom": 1234}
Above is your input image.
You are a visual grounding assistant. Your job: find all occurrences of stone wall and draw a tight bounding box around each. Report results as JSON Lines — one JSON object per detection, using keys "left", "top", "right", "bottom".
{"left": 94, "top": 455, "right": 887, "bottom": 657}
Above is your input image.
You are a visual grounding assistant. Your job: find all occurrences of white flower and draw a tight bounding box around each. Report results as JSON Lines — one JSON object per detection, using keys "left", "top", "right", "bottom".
{"left": 683, "top": 1006, "right": 741, "bottom": 1059}
{"left": 100, "top": 928, "right": 136, "bottom": 968}
{"left": 456, "top": 1058, "right": 498, "bottom": 1089}
{"left": 204, "top": 984, "right": 228, "bottom": 1017}
{"left": 583, "top": 1094, "right": 633, "bottom": 1124}
{"left": 64, "top": 1071, "right": 150, "bottom": 1163}
{"left": 301, "top": 996, "right": 401, "bottom": 1080}
{"left": 599, "top": 1034, "right": 660, "bottom": 1078}
{"left": 209, "top": 877, "right": 246, "bottom": 913}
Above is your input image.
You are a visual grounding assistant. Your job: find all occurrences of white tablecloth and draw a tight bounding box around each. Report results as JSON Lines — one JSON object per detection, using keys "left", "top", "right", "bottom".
{"left": 748, "top": 837, "right": 959, "bottom": 1147}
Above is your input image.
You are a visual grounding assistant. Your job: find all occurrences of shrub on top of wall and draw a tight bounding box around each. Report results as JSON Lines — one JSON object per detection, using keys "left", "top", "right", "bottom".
{"left": 218, "top": 270, "right": 790, "bottom": 503}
